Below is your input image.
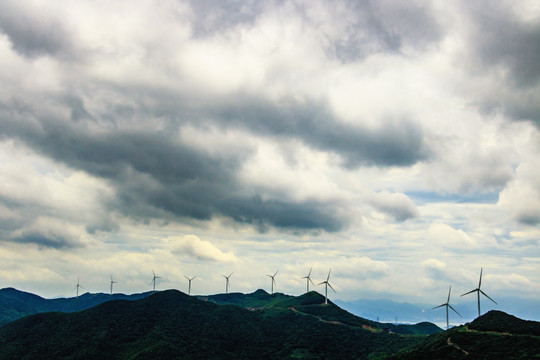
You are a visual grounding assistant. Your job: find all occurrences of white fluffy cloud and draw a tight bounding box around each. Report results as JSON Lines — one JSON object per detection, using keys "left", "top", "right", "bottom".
{"left": 168, "top": 235, "right": 238, "bottom": 263}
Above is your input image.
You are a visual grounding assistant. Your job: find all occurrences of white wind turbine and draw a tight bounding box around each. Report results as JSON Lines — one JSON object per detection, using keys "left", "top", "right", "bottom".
{"left": 110, "top": 275, "right": 117, "bottom": 294}
{"left": 266, "top": 270, "right": 278, "bottom": 294}
{"left": 432, "top": 286, "right": 462, "bottom": 330}
{"left": 222, "top": 272, "right": 233, "bottom": 294}
{"left": 151, "top": 270, "right": 162, "bottom": 291}
{"left": 461, "top": 268, "right": 497, "bottom": 317}
{"left": 185, "top": 275, "right": 196, "bottom": 295}
{"left": 75, "top": 277, "right": 83, "bottom": 298}
{"left": 301, "top": 267, "right": 315, "bottom": 293}
{"left": 318, "top": 268, "right": 335, "bottom": 304}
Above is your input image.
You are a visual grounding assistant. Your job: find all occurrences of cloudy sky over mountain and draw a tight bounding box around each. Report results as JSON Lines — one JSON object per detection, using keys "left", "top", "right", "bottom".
{"left": 0, "top": 0, "right": 539, "bottom": 317}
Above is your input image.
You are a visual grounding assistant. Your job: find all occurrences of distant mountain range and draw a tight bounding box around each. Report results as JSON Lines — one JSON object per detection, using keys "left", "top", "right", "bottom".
{"left": 0, "top": 288, "right": 538, "bottom": 359}
{"left": 335, "top": 296, "right": 540, "bottom": 326}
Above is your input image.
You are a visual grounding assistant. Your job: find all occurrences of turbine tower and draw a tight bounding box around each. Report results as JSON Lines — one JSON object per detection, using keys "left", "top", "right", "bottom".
{"left": 460, "top": 267, "right": 497, "bottom": 317}
{"left": 318, "top": 268, "right": 335, "bottom": 304}
{"left": 110, "top": 275, "right": 117, "bottom": 294}
{"left": 222, "top": 272, "right": 233, "bottom": 294}
{"left": 151, "top": 270, "right": 162, "bottom": 291}
{"left": 266, "top": 270, "right": 278, "bottom": 294}
{"left": 301, "top": 267, "right": 315, "bottom": 293}
{"left": 185, "top": 275, "right": 196, "bottom": 295}
{"left": 75, "top": 277, "right": 83, "bottom": 298}
{"left": 432, "top": 286, "right": 462, "bottom": 330}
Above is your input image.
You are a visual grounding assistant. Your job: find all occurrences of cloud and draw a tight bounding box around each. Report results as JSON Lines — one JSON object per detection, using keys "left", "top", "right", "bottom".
{"left": 499, "top": 158, "right": 540, "bottom": 225}
{"left": 335, "top": 256, "right": 390, "bottom": 280}
{"left": 456, "top": 1, "right": 540, "bottom": 126}
{"left": 422, "top": 258, "right": 451, "bottom": 281}
{"left": 9, "top": 217, "right": 86, "bottom": 249}
{"left": 0, "top": 1, "right": 73, "bottom": 58}
{"left": 168, "top": 235, "right": 238, "bottom": 263}
{"left": 428, "top": 223, "right": 477, "bottom": 249}
{"left": 369, "top": 191, "right": 419, "bottom": 222}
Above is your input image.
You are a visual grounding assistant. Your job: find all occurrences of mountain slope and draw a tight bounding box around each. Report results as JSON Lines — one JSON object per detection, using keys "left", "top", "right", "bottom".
{"left": 207, "top": 290, "right": 441, "bottom": 335}
{"left": 383, "top": 310, "right": 540, "bottom": 360}
{"left": 0, "top": 290, "right": 422, "bottom": 360}
{"left": 0, "top": 287, "right": 152, "bottom": 327}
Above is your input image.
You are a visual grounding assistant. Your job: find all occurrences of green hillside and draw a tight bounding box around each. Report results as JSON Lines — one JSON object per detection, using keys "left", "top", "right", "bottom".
{"left": 383, "top": 310, "right": 540, "bottom": 360}
{"left": 0, "top": 290, "right": 423, "bottom": 360}
{"left": 0, "top": 287, "right": 152, "bottom": 327}
{"left": 206, "top": 290, "right": 441, "bottom": 335}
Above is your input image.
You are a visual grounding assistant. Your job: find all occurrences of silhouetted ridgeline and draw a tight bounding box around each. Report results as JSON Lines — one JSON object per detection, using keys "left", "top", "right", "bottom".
{"left": 0, "top": 289, "right": 425, "bottom": 360}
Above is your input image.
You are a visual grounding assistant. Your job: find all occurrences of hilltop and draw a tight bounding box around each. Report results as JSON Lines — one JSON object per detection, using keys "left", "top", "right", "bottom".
{"left": 0, "top": 287, "right": 152, "bottom": 327}
{"left": 0, "top": 289, "right": 423, "bottom": 360}
{"left": 383, "top": 310, "right": 540, "bottom": 360}
{"left": 204, "top": 289, "right": 441, "bottom": 335}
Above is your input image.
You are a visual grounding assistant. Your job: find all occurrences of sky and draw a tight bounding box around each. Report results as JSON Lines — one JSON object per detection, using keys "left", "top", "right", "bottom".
{"left": 0, "top": 0, "right": 539, "bottom": 322}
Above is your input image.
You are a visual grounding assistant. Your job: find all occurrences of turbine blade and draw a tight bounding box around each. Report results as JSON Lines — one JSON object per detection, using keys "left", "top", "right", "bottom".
{"left": 479, "top": 268, "right": 483, "bottom": 288}
{"left": 460, "top": 289, "right": 477, "bottom": 297}
{"left": 327, "top": 268, "right": 331, "bottom": 281}
{"left": 309, "top": 278, "right": 315, "bottom": 285}
{"left": 432, "top": 304, "right": 446, "bottom": 309}
{"left": 229, "top": 272, "right": 233, "bottom": 277}
{"left": 448, "top": 304, "right": 462, "bottom": 317}
{"left": 480, "top": 289, "right": 497, "bottom": 304}
{"left": 308, "top": 267, "right": 312, "bottom": 277}
{"left": 185, "top": 275, "right": 189, "bottom": 280}
{"left": 328, "top": 282, "right": 336, "bottom": 292}
{"left": 318, "top": 281, "right": 326, "bottom": 285}
{"left": 192, "top": 276, "right": 196, "bottom": 280}
{"left": 274, "top": 270, "right": 278, "bottom": 276}
{"left": 447, "top": 286, "right": 452, "bottom": 303}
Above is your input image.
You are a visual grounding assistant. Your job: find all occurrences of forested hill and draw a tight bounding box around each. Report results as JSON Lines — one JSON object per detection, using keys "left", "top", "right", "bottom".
{"left": 383, "top": 310, "right": 540, "bottom": 360}
{"left": 0, "top": 289, "right": 423, "bottom": 360}
{"left": 203, "top": 289, "right": 441, "bottom": 335}
{"left": 0, "top": 287, "right": 152, "bottom": 326}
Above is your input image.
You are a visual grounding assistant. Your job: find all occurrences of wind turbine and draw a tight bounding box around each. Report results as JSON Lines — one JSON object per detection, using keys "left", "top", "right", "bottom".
{"left": 151, "top": 270, "right": 162, "bottom": 291}
{"left": 110, "top": 275, "right": 117, "bottom": 294}
{"left": 318, "top": 268, "right": 335, "bottom": 304}
{"left": 266, "top": 270, "right": 278, "bottom": 294}
{"left": 222, "top": 272, "right": 233, "bottom": 294}
{"left": 185, "top": 275, "right": 196, "bottom": 295}
{"left": 432, "top": 286, "right": 462, "bottom": 330}
{"left": 75, "top": 277, "right": 83, "bottom": 298}
{"left": 301, "top": 267, "right": 315, "bottom": 293}
{"left": 460, "top": 268, "right": 497, "bottom": 317}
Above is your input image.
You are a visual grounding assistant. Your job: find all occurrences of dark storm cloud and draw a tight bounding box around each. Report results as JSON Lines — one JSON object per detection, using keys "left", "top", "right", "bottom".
{"left": 0, "top": 1, "right": 73, "bottom": 58}
{"left": 0, "top": 109, "right": 349, "bottom": 233}
{"left": 463, "top": 2, "right": 540, "bottom": 125}
{"left": 12, "top": 231, "right": 81, "bottom": 249}
{"left": 210, "top": 96, "right": 427, "bottom": 167}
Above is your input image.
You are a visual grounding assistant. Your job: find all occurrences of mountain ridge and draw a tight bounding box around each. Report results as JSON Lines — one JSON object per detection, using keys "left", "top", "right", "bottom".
{"left": 0, "top": 289, "right": 421, "bottom": 360}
